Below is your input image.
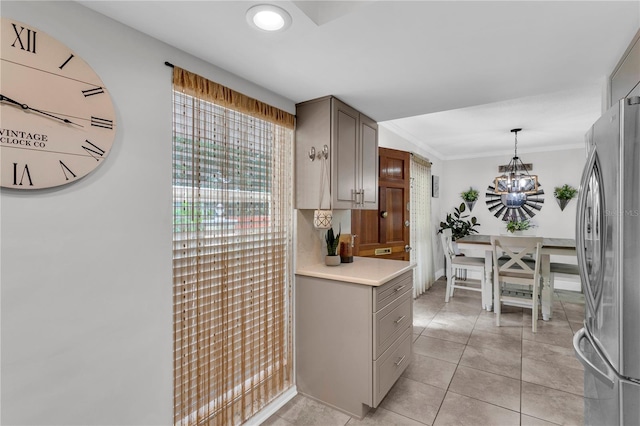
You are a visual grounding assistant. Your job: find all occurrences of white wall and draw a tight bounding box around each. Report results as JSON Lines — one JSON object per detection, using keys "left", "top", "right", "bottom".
{"left": 0, "top": 2, "right": 295, "bottom": 425}
{"left": 439, "top": 148, "right": 585, "bottom": 238}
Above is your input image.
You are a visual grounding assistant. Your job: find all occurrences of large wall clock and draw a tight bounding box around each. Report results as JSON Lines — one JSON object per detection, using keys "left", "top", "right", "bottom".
{"left": 485, "top": 183, "right": 545, "bottom": 221}
{"left": 0, "top": 18, "right": 116, "bottom": 190}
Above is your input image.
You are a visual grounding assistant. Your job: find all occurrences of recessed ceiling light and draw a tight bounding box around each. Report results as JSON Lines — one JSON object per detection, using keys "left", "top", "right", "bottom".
{"left": 246, "top": 4, "right": 292, "bottom": 32}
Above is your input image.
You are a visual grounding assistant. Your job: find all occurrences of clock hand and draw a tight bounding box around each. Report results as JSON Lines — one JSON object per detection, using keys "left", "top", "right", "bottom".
{"left": 0, "top": 94, "right": 84, "bottom": 127}
{"left": 25, "top": 106, "right": 84, "bottom": 128}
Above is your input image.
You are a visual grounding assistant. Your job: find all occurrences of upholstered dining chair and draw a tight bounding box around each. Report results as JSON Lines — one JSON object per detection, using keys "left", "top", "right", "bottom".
{"left": 440, "top": 228, "right": 486, "bottom": 304}
{"left": 491, "top": 235, "right": 543, "bottom": 332}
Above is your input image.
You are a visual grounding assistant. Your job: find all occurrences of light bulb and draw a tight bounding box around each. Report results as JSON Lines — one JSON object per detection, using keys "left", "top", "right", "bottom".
{"left": 253, "top": 10, "right": 285, "bottom": 31}
{"left": 246, "top": 5, "right": 292, "bottom": 32}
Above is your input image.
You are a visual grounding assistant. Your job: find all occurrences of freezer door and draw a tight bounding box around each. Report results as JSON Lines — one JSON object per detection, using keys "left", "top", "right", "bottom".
{"left": 574, "top": 328, "right": 619, "bottom": 425}
{"left": 622, "top": 381, "right": 640, "bottom": 426}
{"left": 575, "top": 327, "right": 640, "bottom": 425}
{"left": 620, "top": 97, "right": 640, "bottom": 381}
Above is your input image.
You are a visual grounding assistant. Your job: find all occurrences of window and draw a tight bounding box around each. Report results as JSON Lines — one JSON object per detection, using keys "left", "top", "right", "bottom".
{"left": 172, "top": 67, "right": 294, "bottom": 425}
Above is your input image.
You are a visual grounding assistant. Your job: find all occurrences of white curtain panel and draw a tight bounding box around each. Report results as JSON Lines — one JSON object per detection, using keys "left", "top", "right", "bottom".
{"left": 410, "top": 154, "right": 435, "bottom": 298}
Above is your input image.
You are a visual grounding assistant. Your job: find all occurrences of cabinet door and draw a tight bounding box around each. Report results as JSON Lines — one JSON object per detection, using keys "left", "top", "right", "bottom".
{"left": 360, "top": 114, "right": 378, "bottom": 209}
{"left": 610, "top": 31, "right": 640, "bottom": 105}
{"left": 294, "top": 97, "right": 332, "bottom": 209}
{"left": 295, "top": 276, "right": 373, "bottom": 417}
{"left": 333, "top": 99, "right": 359, "bottom": 209}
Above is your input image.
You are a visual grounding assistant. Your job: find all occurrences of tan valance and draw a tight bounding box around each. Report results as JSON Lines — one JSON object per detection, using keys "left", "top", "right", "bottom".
{"left": 411, "top": 152, "right": 432, "bottom": 168}
{"left": 172, "top": 66, "right": 295, "bottom": 129}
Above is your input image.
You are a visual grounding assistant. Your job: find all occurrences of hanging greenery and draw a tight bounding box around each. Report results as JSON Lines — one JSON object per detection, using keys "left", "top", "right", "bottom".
{"left": 554, "top": 184, "right": 578, "bottom": 200}
{"left": 460, "top": 187, "right": 479, "bottom": 202}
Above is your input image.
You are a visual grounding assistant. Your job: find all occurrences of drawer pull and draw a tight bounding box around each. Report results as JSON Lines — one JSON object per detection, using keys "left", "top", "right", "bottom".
{"left": 394, "top": 315, "right": 406, "bottom": 324}
{"left": 394, "top": 355, "right": 407, "bottom": 367}
{"left": 394, "top": 285, "right": 406, "bottom": 292}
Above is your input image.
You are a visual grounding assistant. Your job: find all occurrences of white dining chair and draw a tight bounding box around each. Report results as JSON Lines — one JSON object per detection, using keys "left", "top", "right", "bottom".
{"left": 440, "top": 228, "right": 486, "bottom": 304}
{"left": 491, "top": 235, "right": 543, "bottom": 332}
{"left": 542, "top": 262, "right": 581, "bottom": 319}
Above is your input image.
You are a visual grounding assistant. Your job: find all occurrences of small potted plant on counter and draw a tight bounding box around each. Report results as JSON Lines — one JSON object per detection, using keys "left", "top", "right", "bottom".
{"left": 554, "top": 184, "right": 578, "bottom": 211}
{"left": 460, "top": 187, "right": 480, "bottom": 212}
{"left": 325, "top": 226, "right": 341, "bottom": 266}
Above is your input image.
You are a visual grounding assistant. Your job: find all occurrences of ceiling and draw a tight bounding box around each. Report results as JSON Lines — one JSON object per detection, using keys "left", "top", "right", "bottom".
{"left": 79, "top": 1, "right": 640, "bottom": 160}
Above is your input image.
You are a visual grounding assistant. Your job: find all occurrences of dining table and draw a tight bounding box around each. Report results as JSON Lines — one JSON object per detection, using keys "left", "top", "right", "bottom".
{"left": 455, "top": 234, "right": 577, "bottom": 321}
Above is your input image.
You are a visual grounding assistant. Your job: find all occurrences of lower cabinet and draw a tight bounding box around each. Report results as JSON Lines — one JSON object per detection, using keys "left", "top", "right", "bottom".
{"left": 295, "top": 270, "right": 413, "bottom": 418}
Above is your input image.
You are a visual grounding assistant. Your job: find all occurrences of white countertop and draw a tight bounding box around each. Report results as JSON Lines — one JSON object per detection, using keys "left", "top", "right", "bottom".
{"left": 296, "top": 257, "right": 415, "bottom": 286}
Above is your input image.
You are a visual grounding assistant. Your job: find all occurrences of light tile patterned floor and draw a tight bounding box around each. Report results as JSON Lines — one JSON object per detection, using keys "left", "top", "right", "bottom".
{"left": 264, "top": 278, "right": 585, "bottom": 426}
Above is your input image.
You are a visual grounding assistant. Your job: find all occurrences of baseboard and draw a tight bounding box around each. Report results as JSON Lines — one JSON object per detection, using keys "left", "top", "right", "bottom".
{"left": 247, "top": 386, "right": 297, "bottom": 425}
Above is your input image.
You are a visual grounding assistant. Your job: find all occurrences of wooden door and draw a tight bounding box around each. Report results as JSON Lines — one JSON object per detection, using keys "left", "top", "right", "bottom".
{"left": 352, "top": 148, "right": 410, "bottom": 261}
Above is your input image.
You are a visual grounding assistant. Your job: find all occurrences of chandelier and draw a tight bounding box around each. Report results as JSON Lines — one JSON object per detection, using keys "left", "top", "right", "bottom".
{"left": 493, "top": 128, "right": 538, "bottom": 195}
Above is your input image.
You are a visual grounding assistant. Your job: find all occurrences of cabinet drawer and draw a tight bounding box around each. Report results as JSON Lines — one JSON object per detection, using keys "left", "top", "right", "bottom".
{"left": 373, "top": 290, "right": 412, "bottom": 358}
{"left": 372, "top": 327, "right": 412, "bottom": 407}
{"left": 373, "top": 271, "right": 413, "bottom": 312}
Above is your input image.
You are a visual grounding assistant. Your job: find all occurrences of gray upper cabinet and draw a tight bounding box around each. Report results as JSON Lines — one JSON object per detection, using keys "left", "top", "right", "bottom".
{"left": 296, "top": 96, "right": 378, "bottom": 210}
{"left": 360, "top": 115, "right": 378, "bottom": 208}
{"left": 610, "top": 29, "right": 640, "bottom": 106}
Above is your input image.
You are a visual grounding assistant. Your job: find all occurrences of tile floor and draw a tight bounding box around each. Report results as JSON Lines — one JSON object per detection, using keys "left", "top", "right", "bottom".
{"left": 265, "top": 278, "right": 586, "bottom": 426}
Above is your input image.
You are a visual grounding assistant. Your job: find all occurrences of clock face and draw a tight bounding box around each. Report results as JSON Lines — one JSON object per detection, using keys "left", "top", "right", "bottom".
{"left": 485, "top": 183, "right": 545, "bottom": 221}
{"left": 0, "top": 18, "right": 116, "bottom": 189}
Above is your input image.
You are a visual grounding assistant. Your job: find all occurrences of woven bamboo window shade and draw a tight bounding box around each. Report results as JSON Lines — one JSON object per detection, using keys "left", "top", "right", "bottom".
{"left": 172, "top": 67, "right": 294, "bottom": 425}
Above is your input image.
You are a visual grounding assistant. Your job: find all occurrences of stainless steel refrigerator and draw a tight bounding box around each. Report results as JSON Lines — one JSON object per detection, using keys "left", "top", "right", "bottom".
{"left": 573, "top": 96, "right": 640, "bottom": 425}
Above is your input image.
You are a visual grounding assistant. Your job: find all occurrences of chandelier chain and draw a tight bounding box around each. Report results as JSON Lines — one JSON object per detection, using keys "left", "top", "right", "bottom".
{"left": 494, "top": 128, "right": 538, "bottom": 196}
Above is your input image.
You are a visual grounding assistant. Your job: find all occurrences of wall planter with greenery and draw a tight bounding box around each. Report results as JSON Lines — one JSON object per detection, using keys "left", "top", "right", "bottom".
{"left": 554, "top": 184, "right": 578, "bottom": 211}
{"left": 460, "top": 187, "right": 480, "bottom": 212}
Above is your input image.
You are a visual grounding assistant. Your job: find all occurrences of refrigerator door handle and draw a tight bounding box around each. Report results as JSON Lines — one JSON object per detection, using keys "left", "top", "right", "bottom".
{"left": 575, "top": 156, "right": 590, "bottom": 291}
{"left": 574, "top": 327, "right": 616, "bottom": 389}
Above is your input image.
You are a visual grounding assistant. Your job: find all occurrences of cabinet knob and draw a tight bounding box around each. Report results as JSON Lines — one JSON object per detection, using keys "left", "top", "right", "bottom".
{"left": 380, "top": 211, "right": 388, "bottom": 218}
